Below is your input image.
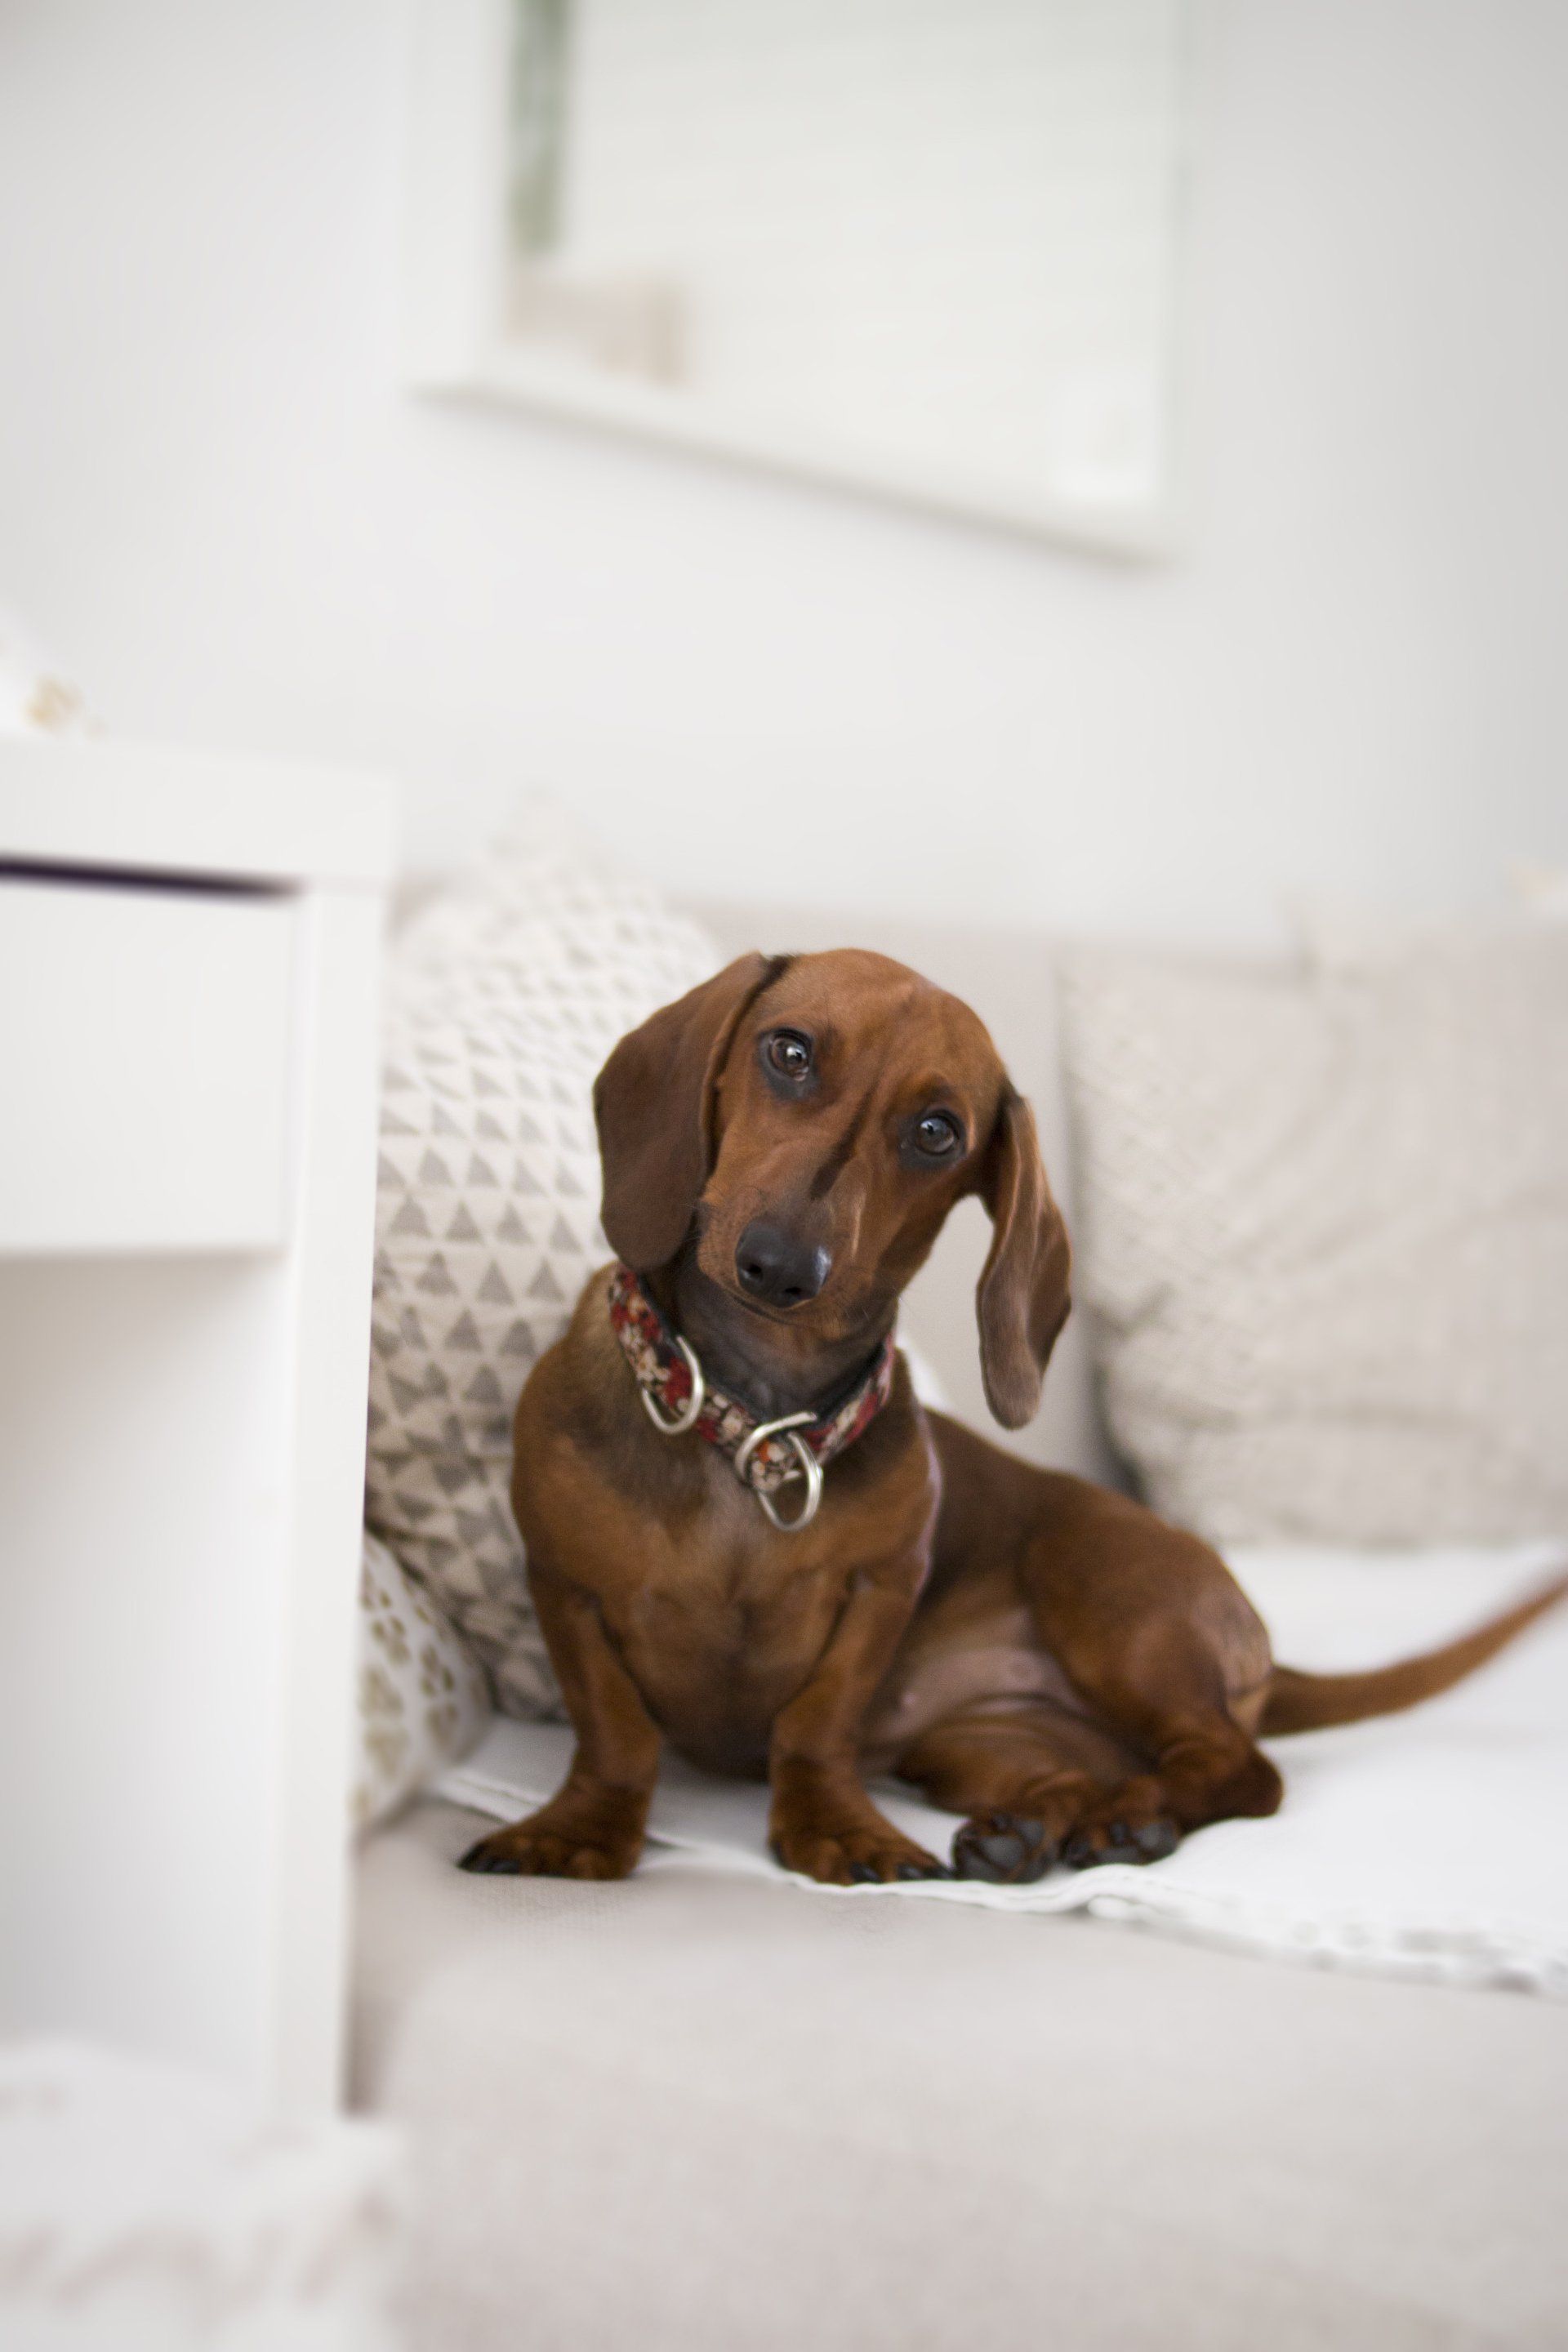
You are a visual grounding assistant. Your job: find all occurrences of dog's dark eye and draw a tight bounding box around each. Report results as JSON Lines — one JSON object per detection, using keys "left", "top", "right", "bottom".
{"left": 766, "top": 1031, "right": 813, "bottom": 1080}
{"left": 912, "top": 1110, "right": 962, "bottom": 1158}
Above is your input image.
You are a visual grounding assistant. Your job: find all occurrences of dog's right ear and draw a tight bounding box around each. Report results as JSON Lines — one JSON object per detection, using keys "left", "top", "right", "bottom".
{"left": 594, "top": 953, "right": 788, "bottom": 1272}
{"left": 976, "top": 1087, "right": 1071, "bottom": 1431}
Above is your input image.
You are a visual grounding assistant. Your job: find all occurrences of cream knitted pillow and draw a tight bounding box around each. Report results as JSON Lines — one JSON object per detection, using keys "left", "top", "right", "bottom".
{"left": 354, "top": 1531, "right": 491, "bottom": 1830}
{"left": 1058, "top": 924, "right": 1568, "bottom": 1545}
{"left": 365, "top": 817, "right": 719, "bottom": 1717}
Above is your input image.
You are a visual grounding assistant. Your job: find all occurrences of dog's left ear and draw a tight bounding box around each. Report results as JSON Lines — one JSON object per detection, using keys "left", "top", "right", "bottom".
{"left": 976, "top": 1088, "right": 1071, "bottom": 1430}
{"left": 594, "top": 952, "right": 789, "bottom": 1272}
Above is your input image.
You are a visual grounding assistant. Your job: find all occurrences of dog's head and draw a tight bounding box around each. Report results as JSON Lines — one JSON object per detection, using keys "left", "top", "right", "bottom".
{"left": 593, "top": 950, "right": 1070, "bottom": 1429}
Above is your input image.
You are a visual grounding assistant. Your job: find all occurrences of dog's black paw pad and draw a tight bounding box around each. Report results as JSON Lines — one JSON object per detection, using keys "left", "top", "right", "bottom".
{"left": 1064, "top": 1818, "right": 1179, "bottom": 1870}
{"left": 951, "top": 1814, "right": 1055, "bottom": 1886}
{"left": 459, "top": 1845, "right": 521, "bottom": 1875}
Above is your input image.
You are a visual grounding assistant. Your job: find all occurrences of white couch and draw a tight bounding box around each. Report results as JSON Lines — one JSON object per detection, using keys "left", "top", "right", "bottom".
{"left": 350, "top": 903, "right": 1568, "bottom": 2351}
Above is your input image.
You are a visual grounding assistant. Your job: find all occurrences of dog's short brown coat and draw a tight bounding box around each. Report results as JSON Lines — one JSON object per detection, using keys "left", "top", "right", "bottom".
{"left": 461, "top": 951, "right": 1565, "bottom": 1886}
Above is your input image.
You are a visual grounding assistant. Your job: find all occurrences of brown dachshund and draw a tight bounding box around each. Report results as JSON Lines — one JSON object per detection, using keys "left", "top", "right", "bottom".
{"left": 461, "top": 951, "right": 1566, "bottom": 1886}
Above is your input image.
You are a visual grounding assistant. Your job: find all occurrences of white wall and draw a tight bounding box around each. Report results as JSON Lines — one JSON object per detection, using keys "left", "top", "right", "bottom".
{"left": 1, "top": 0, "right": 1565, "bottom": 941}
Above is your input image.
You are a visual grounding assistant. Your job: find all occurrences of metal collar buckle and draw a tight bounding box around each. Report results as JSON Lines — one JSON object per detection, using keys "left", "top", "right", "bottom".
{"left": 638, "top": 1335, "right": 706, "bottom": 1436}
{"left": 733, "top": 1412, "right": 823, "bottom": 1534}
{"left": 639, "top": 1334, "right": 825, "bottom": 1535}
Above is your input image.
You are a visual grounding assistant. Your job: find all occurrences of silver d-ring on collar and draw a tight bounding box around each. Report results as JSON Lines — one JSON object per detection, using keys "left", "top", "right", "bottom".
{"left": 639, "top": 1336, "right": 706, "bottom": 1437}
{"left": 733, "top": 1411, "right": 824, "bottom": 1535}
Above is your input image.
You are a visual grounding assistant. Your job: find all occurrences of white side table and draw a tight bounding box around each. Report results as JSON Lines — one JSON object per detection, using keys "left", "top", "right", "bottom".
{"left": 0, "top": 740, "right": 393, "bottom": 2114}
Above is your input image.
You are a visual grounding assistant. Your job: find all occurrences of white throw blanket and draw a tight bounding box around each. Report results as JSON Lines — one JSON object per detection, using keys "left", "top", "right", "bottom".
{"left": 434, "top": 1542, "right": 1568, "bottom": 1996}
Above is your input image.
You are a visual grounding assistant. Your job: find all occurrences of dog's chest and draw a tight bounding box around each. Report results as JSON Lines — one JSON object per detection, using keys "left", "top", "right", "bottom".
{"left": 605, "top": 1468, "right": 850, "bottom": 1773}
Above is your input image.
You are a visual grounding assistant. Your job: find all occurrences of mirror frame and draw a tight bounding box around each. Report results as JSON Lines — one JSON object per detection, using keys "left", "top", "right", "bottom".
{"left": 401, "top": 0, "right": 1196, "bottom": 558}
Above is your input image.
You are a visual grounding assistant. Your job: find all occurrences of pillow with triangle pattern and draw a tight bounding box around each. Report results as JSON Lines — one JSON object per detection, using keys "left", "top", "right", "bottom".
{"left": 366, "top": 811, "right": 720, "bottom": 1717}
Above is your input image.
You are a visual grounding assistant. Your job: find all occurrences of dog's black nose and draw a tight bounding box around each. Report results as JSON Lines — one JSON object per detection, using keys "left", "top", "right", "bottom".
{"left": 735, "top": 1222, "right": 831, "bottom": 1310}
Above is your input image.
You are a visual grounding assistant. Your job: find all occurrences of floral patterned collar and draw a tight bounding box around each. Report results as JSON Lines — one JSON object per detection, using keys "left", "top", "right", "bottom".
{"left": 606, "top": 1263, "right": 897, "bottom": 1533}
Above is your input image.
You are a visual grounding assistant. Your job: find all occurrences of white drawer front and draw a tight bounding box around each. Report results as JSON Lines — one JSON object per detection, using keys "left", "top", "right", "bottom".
{"left": 0, "top": 877, "right": 295, "bottom": 1252}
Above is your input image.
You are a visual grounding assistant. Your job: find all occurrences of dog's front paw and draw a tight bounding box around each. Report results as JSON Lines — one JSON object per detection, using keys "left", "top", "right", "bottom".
{"left": 458, "top": 1808, "right": 644, "bottom": 1882}
{"left": 770, "top": 1804, "right": 948, "bottom": 1887}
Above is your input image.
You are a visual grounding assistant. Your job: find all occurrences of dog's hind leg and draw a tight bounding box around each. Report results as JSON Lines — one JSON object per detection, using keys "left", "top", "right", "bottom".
{"left": 1009, "top": 1520, "right": 1285, "bottom": 1871}
{"left": 897, "top": 1648, "right": 1283, "bottom": 1883}
{"left": 1049, "top": 1716, "right": 1283, "bottom": 1873}
{"left": 1030, "top": 1638, "right": 1284, "bottom": 1869}
{"left": 893, "top": 1702, "right": 1151, "bottom": 1884}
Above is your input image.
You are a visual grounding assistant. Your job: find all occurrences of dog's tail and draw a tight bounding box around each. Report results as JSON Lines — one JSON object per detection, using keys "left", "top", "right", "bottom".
{"left": 1261, "top": 1569, "right": 1568, "bottom": 1735}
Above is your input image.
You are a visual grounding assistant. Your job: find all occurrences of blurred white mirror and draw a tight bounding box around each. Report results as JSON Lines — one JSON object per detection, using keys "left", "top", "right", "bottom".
{"left": 406, "top": 0, "right": 1192, "bottom": 553}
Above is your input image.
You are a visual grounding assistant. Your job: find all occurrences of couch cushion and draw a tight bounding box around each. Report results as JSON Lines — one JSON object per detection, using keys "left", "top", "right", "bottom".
{"left": 366, "top": 813, "right": 719, "bottom": 1717}
{"left": 354, "top": 1532, "right": 491, "bottom": 1833}
{"left": 352, "top": 1799, "right": 1568, "bottom": 2352}
{"left": 1058, "top": 923, "right": 1568, "bottom": 1544}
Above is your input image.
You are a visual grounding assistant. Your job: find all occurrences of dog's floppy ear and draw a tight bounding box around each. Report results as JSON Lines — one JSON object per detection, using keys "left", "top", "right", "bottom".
{"left": 594, "top": 952, "right": 787, "bottom": 1272}
{"left": 976, "top": 1088, "right": 1071, "bottom": 1430}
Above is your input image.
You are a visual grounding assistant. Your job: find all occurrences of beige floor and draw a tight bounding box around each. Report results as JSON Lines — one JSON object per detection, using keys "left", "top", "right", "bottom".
{"left": 353, "top": 1798, "right": 1568, "bottom": 2351}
